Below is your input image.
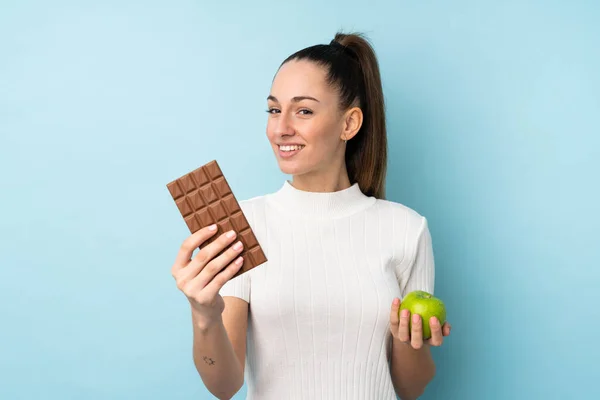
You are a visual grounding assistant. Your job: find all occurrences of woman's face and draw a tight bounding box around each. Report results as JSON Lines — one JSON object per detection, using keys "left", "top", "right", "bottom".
{"left": 266, "top": 59, "right": 347, "bottom": 177}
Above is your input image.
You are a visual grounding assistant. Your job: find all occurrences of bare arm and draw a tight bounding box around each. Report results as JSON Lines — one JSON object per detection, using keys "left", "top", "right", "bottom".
{"left": 191, "top": 297, "right": 248, "bottom": 400}
{"left": 171, "top": 226, "right": 249, "bottom": 400}
{"left": 389, "top": 300, "right": 450, "bottom": 399}
{"left": 390, "top": 337, "right": 435, "bottom": 400}
{"left": 389, "top": 219, "right": 441, "bottom": 398}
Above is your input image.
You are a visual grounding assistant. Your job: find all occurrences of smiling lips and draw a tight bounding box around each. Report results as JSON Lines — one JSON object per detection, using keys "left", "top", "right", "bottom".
{"left": 278, "top": 144, "right": 305, "bottom": 158}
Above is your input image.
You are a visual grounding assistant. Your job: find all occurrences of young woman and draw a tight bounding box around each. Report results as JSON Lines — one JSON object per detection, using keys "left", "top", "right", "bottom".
{"left": 171, "top": 32, "right": 451, "bottom": 400}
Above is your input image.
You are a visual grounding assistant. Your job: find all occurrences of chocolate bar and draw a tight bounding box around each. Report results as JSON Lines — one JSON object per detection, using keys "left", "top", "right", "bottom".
{"left": 166, "top": 160, "right": 267, "bottom": 277}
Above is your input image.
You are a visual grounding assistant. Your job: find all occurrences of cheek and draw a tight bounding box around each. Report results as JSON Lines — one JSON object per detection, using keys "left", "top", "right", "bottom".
{"left": 265, "top": 115, "right": 340, "bottom": 148}
{"left": 265, "top": 120, "right": 277, "bottom": 142}
{"left": 304, "top": 121, "right": 339, "bottom": 147}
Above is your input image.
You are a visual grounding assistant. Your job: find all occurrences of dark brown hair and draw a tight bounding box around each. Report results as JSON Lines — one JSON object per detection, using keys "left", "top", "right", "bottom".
{"left": 281, "top": 32, "right": 387, "bottom": 199}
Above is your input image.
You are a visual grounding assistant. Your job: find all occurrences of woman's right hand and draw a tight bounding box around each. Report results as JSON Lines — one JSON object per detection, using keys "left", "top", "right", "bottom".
{"left": 171, "top": 224, "right": 244, "bottom": 329}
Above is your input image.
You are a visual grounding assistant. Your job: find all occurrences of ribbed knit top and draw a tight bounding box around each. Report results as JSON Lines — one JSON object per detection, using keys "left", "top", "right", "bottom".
{"left": 219, "top": 180, "right": 435, "bottom": 400}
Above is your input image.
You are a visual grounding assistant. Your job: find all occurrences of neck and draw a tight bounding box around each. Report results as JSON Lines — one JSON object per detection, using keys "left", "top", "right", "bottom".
{"left": 291, "top": 161, "right": 351, "bottom": 193}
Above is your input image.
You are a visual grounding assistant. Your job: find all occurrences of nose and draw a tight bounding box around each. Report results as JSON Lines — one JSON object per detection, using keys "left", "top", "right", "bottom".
{"left": 273, "top": 112, "right": 295, "bottom": 137}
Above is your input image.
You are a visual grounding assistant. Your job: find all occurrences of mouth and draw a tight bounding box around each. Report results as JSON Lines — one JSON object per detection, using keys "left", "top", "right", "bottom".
{"left": 278, "top": 144, "right": 305, "bottom": 159}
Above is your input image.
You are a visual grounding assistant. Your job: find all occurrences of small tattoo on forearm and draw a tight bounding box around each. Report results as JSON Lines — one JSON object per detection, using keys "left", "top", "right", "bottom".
{"left": 203, "top": 356, "right": 216, "bottom": 366}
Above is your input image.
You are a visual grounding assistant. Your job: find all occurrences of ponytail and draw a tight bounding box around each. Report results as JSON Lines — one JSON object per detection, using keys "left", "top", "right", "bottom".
{"left": 281, "top": 32, "right": 388, "bottom": 199}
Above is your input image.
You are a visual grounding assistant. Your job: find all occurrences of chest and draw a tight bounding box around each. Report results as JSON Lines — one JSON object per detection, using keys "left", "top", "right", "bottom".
{"left": 248, "top": 217, "right": 402, "bottom": 329}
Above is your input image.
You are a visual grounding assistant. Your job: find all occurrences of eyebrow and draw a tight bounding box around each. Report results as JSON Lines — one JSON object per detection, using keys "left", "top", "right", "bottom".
{"left": 267, "top": 95, "right": 320, "bottom": 103}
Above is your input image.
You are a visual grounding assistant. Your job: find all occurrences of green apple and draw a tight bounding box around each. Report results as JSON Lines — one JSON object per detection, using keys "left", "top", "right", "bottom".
{"left": 399, "top": 290, "right": 447, "bottom": 340}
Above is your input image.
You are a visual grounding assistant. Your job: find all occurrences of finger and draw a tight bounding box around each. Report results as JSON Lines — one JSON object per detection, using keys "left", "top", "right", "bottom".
{"left": 428, "top": 317, "right": 444, "bottom": 346}
{"left": 190, "top": 229, "right": 238, "bottom": 269}
{"left": 194, "top": 239, "right": 244, "bottom": 288}
{"left": 202, "top": 256, "right": 245, "bottom": 298}
{"left": 172, "top": 225, "right": 218, "bottom": 274}
{"left": 176, "top": 240, "right": 239, "bottom": 288}
{"left": 410, "top": 314, "right": 424, "bottom": 349}
{"left": 174, "top": 247, "right": 220, "bottom": 291}
{"left": 389, "top": 298, "right": 400, "bottom": 328}
{"left": 442, "top": 322, "right": 452, "bottom": 336}
{"left": 398, "top": 309, "right": 411, "bottom": 343}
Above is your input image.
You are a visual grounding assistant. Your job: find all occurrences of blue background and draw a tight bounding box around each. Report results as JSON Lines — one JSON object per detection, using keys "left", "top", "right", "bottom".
{"left": 1, "top": 1, "right": 599, "bottom": 399}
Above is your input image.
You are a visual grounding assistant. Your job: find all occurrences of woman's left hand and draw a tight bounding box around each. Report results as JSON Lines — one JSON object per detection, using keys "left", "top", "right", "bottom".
{"left": 389, "top": 297, "right": 451, "bottom": 350}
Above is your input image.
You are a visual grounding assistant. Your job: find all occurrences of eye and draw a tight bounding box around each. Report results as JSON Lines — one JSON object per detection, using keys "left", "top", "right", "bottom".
{"left": 266, "top": 108, "right": 280, "bottom": 114}
{"left": 299, "top": 109, "right": 313, "bottom": 115}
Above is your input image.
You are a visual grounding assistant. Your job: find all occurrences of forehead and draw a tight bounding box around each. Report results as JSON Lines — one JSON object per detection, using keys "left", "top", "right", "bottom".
{"left": 270, "top": 59, "right": 333, "bottom": 101}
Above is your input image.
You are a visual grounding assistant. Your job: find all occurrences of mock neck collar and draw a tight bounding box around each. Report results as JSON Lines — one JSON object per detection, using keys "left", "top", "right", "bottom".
{"left": 267, "top": 180, "right": 376, "bottom": 219}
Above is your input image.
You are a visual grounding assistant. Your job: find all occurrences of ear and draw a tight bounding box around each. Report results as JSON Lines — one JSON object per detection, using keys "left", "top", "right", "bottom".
{"left": 340, "top": 106, "right": 363, "bottom": 142}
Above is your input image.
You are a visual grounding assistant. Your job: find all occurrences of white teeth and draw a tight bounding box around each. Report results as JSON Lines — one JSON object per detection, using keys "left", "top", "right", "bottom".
{"left": 280, "top": 145, "right": 304, "bottom": 152}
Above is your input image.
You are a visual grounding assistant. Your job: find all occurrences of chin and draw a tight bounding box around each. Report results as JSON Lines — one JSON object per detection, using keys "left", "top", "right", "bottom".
{"left": 274, "top": 155, "right": 316, "bottom": 176}
{"left": 277, "top": 160, "right": 306, "bottom": 176}
{"left": 271, "top": 144, "right": 317, "bottom": 176}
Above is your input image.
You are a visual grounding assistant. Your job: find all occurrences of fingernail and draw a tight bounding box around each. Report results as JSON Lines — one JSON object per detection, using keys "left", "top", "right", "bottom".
{"left": 430, "top": 317, "right": 438, "bottom": 326}
{"left": 412, "top": 314, "right": 420, "bottom": 323}
{"left": 235, "top": 256, "right": 243, "bottom": 265}
{"left": 233, "top": 241, "right": 243, "bottom": 251}
{"left": 402, "top": 309, "right": 410, "bottom": 318}
{"left": 393, "top": 298, "right": 399, "bottom": 306}
{"left": 208, "top": 224, "right": 217, "bottom": 231}
{"left": 226, "top": 230, "right": 236, "bottom": 239}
